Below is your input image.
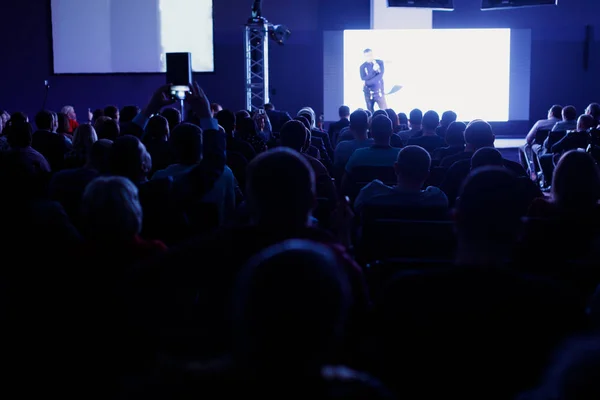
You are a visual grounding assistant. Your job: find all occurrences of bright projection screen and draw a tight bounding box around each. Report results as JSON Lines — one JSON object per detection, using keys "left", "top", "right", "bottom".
{"left": 343, "top": 29, "right": 512, "bottom": 122}
{"left": 51, "top": 0, "right": 214, "bottom": 73}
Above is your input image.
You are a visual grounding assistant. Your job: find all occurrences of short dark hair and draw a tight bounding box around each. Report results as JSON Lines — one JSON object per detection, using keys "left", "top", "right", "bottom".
{"left": 350, "top": 110, "right": 369, "bottom": 132}
{"left": 120, "top": 105, "right": 140, "bottom": 123}
{"left": 247, "top": 148, "right": 315, "bottom": 222}
{"left": 561, "top": 105, "right": 577, "bottom": 121}
{"left": 373, "top": 109, "right": 388, "bottom": 119}
{"left": 92, "top": 108, "right": 104, "bottom": 122}
{"left": 441, "top": 110, "right": 458, "bottom": 125}
{"left": 110, "top": 135, "right": 144, "bottom": 179}
{"left": 233, "top": 239, "right": 350, "bottom": 363}
{"left": 294, "top": 116, "right": 311, "bottom": 132}
{"left": 5, "top": 121, "right": 33, "bottom": 147}
{"left": 457, "top": 167, "right": 527, "bottom": 243}
{"left": 587, "top": 103, "right": 600, "bottom": 120}
{"left": 264, "top": 103, "right": 275, "bottom": 111}
{"left": 550, "top": 105, "right": 563, "bottom": 120}
{"left": 104, "top": 105, "right": 119, "bottom": 120}
{"left": 370, "top": 115, "right": 393, "bottom": 141}
{"left": 90, "top": 139, "right": 113, "bottom": 173}
{"left": 216, "top": 109, "right": 236, "bottom": 135}
{"left": 422, "top": 110, "right": 440, "bottom": 131}
{"left": 171, "top": 123, "right": 203, "bottom": 165}
{"left": 97, "top": 118, "right": 120, "bottom": 141}
{"left": 464, "top": 120, "right": 494, "bottom": 148}
{"left": 35, "top": 110, "right": 53, "bottom": 130}
{"left": 363, "top": 48, "right": 372, "bottom": 53}
{"left": 578, "top": 114, "right": 597, "bottom": 131}
{"left": 146, "top": 115, "right": 169, "bottom": 140}
{"left": 471, "top": 147, "right": 503, "bottom": 170}
{"left": 236, "top": 117, "right": 259, "bottom": 136}
{"left": 338, "top": 105, "right": 350, "bottom": 118}
{"left": 236, "top": 110, "right": 251, "bottom": 121}
{"left": 396, "top": 145, "right": 431, "bottom": 182}
{"left": 409, "top": 108, "right": 423, "bottom": 125}
{"left": 280, "top": 120, "right": 308, "bottom": 152}
{"left": 385, "top": 109, "right": 399, "bottom": 127}
{"left": 398, "top": 112, "right": 408, "bottom": 126}
{"left": 10, "top": 112, "right": 28, "bottom": 124}
{"left": 120, "top": 122, "right": 144, "bottom": 139}
{"left": 161, "top": 107, "right": 181, "bottom": 132}
{"left": 445, "top": 121, "right": 467, "bottom": 146}
{"left": 553, "top": 150, "right": 600, "bottom": 209}
{"left": 298, "top": 111, "right": 314, "bottom": 127}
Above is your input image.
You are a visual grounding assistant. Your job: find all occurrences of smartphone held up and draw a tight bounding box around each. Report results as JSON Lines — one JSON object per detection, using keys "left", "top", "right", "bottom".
{"left": 166, "top": 52, "right": 192, "bottom": 100}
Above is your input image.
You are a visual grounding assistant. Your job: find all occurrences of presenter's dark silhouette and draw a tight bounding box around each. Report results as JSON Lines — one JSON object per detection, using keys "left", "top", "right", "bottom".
{"left": 360, "top": 48, "right": 388, "bottom": 113}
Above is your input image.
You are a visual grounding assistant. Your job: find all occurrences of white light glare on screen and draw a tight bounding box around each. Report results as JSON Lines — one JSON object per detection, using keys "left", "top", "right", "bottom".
{"left": 343, "top": 29, "right": 511, "bottom": 122}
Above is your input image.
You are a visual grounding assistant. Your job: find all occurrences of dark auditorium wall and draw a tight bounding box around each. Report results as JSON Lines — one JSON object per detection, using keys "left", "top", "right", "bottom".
{"left": 434, "top": 0, "right": 600, "bottom": 122}
{"left": 2, "top": 0, "right": 594, "bottom": 123}
{"left": 0, "top": 0, "right": 369, "bottom": 120}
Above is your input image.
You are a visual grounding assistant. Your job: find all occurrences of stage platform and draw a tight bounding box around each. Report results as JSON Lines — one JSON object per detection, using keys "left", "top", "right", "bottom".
{"left": 495, "top": 137, "right": 525, "bottom": 163}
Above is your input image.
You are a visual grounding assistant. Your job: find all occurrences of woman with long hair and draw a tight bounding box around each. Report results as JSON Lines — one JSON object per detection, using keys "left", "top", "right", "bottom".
{"left": 65, "top": 124, "right": 98, "bottom": 169}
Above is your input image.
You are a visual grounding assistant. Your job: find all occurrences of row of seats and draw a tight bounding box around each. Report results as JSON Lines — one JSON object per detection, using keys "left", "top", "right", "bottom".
{"left": 355, "top": 208, "right": 600, "bottom": 265}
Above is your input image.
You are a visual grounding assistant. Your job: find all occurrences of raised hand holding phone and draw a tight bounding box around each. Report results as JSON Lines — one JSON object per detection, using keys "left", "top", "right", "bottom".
{"left": 142, "top": 84, "right": 176, "bottom": 117}
{"left": 185, "top": 81, "right": 212, "bottom": 120}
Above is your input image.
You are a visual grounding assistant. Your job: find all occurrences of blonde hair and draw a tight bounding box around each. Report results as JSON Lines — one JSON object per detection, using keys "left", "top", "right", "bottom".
{"left": 61, "top": 105, "right": 74, "bottom": 115}
{"left": 72, "top": 124, "right": 98, "bottom": 155}
{"left": 297, "top": 107, "right": 317, "bottom": 129}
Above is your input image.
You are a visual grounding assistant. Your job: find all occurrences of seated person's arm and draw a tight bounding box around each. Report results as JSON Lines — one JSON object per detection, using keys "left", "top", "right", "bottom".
{"left": 543, "top": 136, "right": 552, "bottom": 151}
{"left": 525, "top": 122, "right": 540, "bottom": 145}
{"left": 551, "top": 132, "right": 572, "bottom": 154}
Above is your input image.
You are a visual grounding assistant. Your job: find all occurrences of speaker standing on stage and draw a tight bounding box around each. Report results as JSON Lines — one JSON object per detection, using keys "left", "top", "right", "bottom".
{"left": 360, "top": 49, "right": 388, "bottom": 113}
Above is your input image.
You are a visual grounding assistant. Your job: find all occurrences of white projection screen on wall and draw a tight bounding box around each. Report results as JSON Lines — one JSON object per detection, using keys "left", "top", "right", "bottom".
{"left": 344, "top": 29, "right": 511, "bottom": 122}
{"left": 324, "top": 28, "right": 531, "bottom": 122}
{"left": 51, "top": 0, "right": 214, "bottom": 73}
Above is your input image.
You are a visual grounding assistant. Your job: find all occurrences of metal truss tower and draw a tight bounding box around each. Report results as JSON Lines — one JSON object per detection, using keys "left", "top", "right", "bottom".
{"left": 244, "top": 18, "right": 270, "bottom": 112}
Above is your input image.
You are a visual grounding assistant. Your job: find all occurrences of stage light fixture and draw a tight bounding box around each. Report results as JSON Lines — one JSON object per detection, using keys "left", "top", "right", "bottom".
{"left": 245, "top": 0, "right": 290, "bottom": 110}
{"left": 268, "top": 24, "right": 291, "bottom": 45}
